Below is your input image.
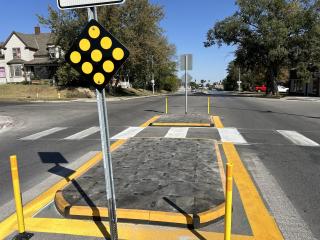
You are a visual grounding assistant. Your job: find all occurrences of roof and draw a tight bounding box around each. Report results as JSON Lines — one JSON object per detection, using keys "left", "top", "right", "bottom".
{"left": 3, "top": 31, "right": 55, "bottom": 57}
{"left": 24, "top": 58, "right": 58, "bottom": 66}
{"left": 7, "top": 59, "right": 26, "bottom": 65}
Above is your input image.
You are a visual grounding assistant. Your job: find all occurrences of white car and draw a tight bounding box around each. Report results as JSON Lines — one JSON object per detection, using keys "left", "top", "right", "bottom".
{"left": 278, "top": 85, "right": 289, "bottom": 93}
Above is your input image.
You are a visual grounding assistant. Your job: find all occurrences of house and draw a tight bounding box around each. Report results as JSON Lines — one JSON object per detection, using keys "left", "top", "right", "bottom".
{"left": 0, "top": 27, "right": 60, "bottom": 84}
{"left": 289, "top": 69, "right": 320, "bottom": 96}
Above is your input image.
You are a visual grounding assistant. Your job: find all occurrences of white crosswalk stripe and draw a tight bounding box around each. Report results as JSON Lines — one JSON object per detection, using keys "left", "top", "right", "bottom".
{"left": 64, "top": 127, "right": 100, "bottom": 140}
{"left": 19, "top": 126, "right": 320, "bottom": 147}
{"left": 277, "top": 130, "right": 319, "bottom": 147}
{"left": 20, "top": 127, "right": 67, "bottom": 140}
{"left": 111, "top": 127, "right": 145, "bottom": 140}
{"left": 218, "top": 128, "right": 247, "bottom": 144}
{"left": 165, "top": 127, "right": 189, "bottom": 138}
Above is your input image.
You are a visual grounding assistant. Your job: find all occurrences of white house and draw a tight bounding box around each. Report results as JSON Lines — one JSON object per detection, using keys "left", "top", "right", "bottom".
{"left": 0, "top": 27, "right": 60, "bottom": 84}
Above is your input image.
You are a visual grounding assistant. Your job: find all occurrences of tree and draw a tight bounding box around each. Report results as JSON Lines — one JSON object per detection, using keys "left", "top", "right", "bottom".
{"left": 190, "top": 81, "right": 199, "bottom": 89}
{"left": 205, "top": 0, "right": 320, "bottom": 95}
{"left": 38, "top": 0, "right": 178, "bottom": 91}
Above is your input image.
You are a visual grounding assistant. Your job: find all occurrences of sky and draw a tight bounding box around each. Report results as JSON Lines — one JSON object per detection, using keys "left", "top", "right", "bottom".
{"left": 0, "top": 0, "right": 238, "bottom": 83}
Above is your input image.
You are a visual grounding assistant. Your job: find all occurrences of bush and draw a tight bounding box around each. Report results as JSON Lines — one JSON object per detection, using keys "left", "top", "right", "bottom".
{"left": 160, "top": 76, "right": 179, "bottom": 92}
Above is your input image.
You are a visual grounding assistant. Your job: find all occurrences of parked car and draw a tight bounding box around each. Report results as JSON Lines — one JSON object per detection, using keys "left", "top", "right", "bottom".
{"left": 255, "top": 85, "right": 267, "bottom": 92}
{"left": 278, "top": 85, "right": 289, "bottom": 93}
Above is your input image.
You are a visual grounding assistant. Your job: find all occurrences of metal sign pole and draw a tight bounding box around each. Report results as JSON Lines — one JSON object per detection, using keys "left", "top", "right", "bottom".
{"left": 88, "top": 7, "right": 118, "bottom": 240}
{"left": 185, "top": 55, "right": 188, "bottom": 114}
{"left": 238, "top": 67, "right": 241, "bottom": 92}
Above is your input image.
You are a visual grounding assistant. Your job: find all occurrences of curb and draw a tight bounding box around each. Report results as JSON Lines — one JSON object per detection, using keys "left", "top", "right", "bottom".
{"left": 150, "top": 115, "right": 215, "bottom": 127}
{"left": 54, "top": 191, "right": 225, "bottom": 227}
{"left": 151, "top": 122, "right": 213, "bottom": 127}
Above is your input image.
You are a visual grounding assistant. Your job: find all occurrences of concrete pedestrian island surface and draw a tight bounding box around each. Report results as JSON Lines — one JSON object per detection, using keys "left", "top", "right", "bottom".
{"left": 56, "top": 138, "right": 224, "bottom": 224}
{"left": 151, "top": 114, "right": 213, "bottom": 127}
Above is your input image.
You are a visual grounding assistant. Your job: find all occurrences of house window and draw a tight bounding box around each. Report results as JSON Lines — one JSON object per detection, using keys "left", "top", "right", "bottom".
{"left": 48, "top": 47, "right": 55, "bottom": 59}
{"left": 12, "top": 48, "right": 21, "bottom": 59}
{"left": 0, "top": 67, "right": 5, "bottom": 78}
{"left": 10, "top": 65, "right": 23, "bottom": 77}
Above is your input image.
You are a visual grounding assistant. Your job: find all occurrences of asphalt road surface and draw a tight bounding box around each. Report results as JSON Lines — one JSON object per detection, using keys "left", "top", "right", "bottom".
{"left": 0, "top": 91, "right": 319, "bottom": 239}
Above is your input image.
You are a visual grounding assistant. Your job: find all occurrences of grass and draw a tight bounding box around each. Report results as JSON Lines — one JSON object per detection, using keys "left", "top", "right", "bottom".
{"left": 0, "top": 84, "right": 166, "bottom": 101}
{"left": 0, "top": 84, "right": 93, "bottom": 100}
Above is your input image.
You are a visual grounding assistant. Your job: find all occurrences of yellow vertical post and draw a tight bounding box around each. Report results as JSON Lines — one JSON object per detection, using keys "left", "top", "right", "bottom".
{"left": 208, "top": 97, "right": 210, "bottom": 115}
{"left": 224, "top": 163, "right": 233, "bottom": 240}
{"left": 9, "top": 155, "right": 25, "bottom": 234}
{"left": 166, "top": 97, "right": 168, "bottom": 114}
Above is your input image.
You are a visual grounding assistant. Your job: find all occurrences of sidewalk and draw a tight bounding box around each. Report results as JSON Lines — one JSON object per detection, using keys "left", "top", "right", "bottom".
{"left": 283, "top": 96, "right": 320, "bottom": 102}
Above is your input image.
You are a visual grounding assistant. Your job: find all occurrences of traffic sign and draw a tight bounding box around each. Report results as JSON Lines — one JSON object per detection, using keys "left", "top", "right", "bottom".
{"left": 181, "top": 73, "right": 192, "bottom": 83}
{"left": 180, "top": 54, "right": 193, "bottom": 71}
{"left": 66, "top": 19, "right": 130, "bottom": 90}
{"left": 57, "top": 0, "right": 125, "bottom": 9}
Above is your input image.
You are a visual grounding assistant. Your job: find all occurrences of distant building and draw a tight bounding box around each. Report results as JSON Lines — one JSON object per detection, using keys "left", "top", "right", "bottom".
{"left": 0, "top": 27, "right": 60, "bottom": 84}
{"left": 289, "top": 69, "right": 320, "bottom": 96}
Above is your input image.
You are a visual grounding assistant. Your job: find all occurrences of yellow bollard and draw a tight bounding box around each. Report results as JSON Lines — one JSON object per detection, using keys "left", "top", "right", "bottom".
{"left": 58, "top": 92, "right": 61, "bottom": 99}
{"left": 224, "top": 163, "right": 233, "bottom": 240}
{"left": 9, "top": 155, "right": 25, "bottom": 234}
{"left": 208, "top": 97, "right": 210, "bottom": 115}
{"left": 165, "top": 97, "right": 168, "bottom": 114}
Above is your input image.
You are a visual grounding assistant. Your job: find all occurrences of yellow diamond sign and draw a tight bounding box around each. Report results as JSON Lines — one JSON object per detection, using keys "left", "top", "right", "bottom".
{"left": 66, "top": 19, "right": 130, "bottom": 90}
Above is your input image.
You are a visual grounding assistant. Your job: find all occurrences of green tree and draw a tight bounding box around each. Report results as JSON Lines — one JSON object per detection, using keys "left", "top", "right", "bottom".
{"left": 205, "top": 0, "right": 320, "bottom": 95}
{"left": 38, "top": 0, "right": 178, "bottom": 91}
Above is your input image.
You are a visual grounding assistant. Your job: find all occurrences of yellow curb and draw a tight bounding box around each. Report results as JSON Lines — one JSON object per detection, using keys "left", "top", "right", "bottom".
{"left": 151, "top": 122, "right": 212, "bottom": 127}
{"left": 0, "top": 115, "right": 160, "bottom": 238}
{"left": 140, "top": 115, "right": 160, "bottom": 127}
{"left": 54, "top": 191, "right": 225, "bottom": 226}
{"left": 212, "top": 116, "right": 224, "bottom": 128}
{"left": 25, "top": 218, "right": 254, "bottom": 240}
{"left": 222, "top": 142, "right": 283, "bottom": 239}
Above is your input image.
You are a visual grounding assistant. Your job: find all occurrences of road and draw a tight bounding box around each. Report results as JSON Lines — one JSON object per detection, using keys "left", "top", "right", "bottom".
{"left": 0, "top": 92, "right": 319, "bottom": 239}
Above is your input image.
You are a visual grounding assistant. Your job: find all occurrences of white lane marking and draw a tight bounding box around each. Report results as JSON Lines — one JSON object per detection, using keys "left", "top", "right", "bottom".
{"left": 165, "top": 127, "right": 189, "bottom": 138}
{"left": 20, "top": 127, "right": 67, "bottom": 140}
{"left": 218, "top": 128, "right": 247, "bottom": 144}
{"left": 241, "top": 150, "right": 317, "bottom": 240}
{"left": 64, "top": 127, "right": 100, "bottom": 140}
{"left": 277, "top": 130, "right": 319, "bottom": 147}
{"left": 111, "top": 127, "right": 145, "bottom": 140}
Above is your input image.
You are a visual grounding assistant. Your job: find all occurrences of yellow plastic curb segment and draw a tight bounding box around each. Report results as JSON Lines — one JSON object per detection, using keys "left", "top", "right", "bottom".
{"left": 151, "top": 122, "right": 212, "bottom": 127}
{"left": 54, "top": 191, "right": 225, "bottom": 225}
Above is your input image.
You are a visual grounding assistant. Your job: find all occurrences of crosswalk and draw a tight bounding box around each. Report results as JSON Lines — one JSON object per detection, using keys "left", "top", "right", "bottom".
{"left": 20, "top": 127, "right": 67, "bottom": 140}
{"left": 64, "top": 127, "right": 100, "bottom": 140}
{"left": 19, "top": 126, "right": 320, "bottom": 147}
{"left": 277, "top": 130, "right": 319, "bottom": 147}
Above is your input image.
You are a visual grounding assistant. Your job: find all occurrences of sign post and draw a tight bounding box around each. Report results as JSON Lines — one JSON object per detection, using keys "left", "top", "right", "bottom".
{"left": 185, "top": 55, "right": 188, "bottom": 114}
{"left": 238, "top": 67, "right": 242, "bottom": 92}
{"left": 180, "top": 54, "right": 192, "bottom": 114}
{"left": 62, "top": 2, "right": 129, "bottom": 239}
{"left": 88, "top": 7, "right": 118, "bottom": 239}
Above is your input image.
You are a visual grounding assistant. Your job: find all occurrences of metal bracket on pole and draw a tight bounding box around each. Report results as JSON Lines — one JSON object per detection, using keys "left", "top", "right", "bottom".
{"left": 88, "top": 7, "right": 118, "bottom": 240}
